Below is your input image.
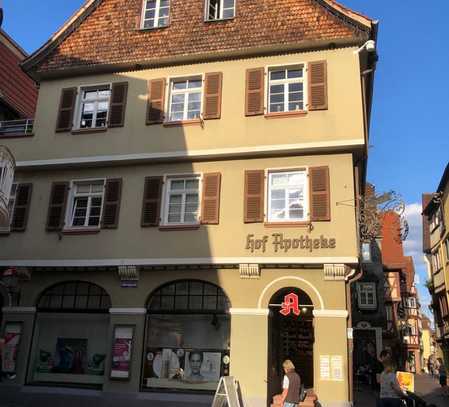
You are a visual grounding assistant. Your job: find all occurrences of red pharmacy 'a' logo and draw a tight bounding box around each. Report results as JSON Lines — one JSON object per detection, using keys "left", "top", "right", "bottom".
{"left": 280, "top": 293, "right": 300, "bottom": 316}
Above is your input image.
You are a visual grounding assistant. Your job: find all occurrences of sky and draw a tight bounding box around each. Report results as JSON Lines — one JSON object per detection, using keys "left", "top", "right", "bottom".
{"left": 2, "top": 1, "right": 448, "bottom": 319}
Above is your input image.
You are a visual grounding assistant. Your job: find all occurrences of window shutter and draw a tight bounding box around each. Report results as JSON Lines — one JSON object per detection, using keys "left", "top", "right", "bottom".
{"left": 108, "top": 82, "right": 128, "bottom": 128}
{"left": 56, "top": 88, "right": 77, "bottom": 132}
{"left": 309, "top": 166, "right": 330, "bottom": 221}
{"left": 101, "top": 178, "right": 122, "bottom": 229}
{"left": 244, "top": 170, "right": 264, "bottom": 223}
{"left": 141, "top": 176, "right": 163, "bottom": 227}
{"left": 245, "top": 68, "right": 264, "bottom": 116}
{"left": 201, "top": 173, "right": 221, "bottom": 225}
{"left": 46, "top": 182, "right": 69, "bottom": 231}
{"left": 10, "top": 183, "right": 33, "bottom": 232}
{"left": 203, "top": 72, "right": 223, "bottom": 120}
{"left": 146, "top": 79, "right": 166, "bottom": 124}
{"left": 308, "top": 61, "right": 328, "bottom": 110}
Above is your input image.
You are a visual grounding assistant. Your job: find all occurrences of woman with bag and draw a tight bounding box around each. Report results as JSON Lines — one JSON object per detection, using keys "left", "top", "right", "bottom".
{"left": 278, "top": 359, "right": 306, "bottom": 407}
{"left": 379, "top": 360, "right": 406, "bottom": 407}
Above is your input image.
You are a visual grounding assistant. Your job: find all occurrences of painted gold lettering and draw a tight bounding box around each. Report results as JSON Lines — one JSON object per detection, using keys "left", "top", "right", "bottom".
{"left": 329, "top": 238, "right": 336, "bottom": 249}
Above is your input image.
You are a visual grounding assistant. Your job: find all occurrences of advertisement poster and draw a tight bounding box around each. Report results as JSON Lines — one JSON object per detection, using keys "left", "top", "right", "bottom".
{"left": 2, "top": 323, "right": 22, "bottom": 373}
{"left": 110, "top": 326, "right": 133, "bottom": 379}
{"left": 397, "top": 371, "right": 414, "bottom": 392}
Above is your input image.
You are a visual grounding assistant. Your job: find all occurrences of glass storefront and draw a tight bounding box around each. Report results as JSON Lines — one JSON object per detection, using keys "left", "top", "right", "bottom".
{"left": 30, "top": 281, "right": 111, "bottom": 386}
{"left": 143, "top": 280, "right": 231, "bottom": 391}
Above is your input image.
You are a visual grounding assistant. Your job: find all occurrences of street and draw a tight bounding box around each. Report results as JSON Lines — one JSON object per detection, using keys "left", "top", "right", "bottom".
{"left": 354, "top": 374, "right": 449, "bottom": 407}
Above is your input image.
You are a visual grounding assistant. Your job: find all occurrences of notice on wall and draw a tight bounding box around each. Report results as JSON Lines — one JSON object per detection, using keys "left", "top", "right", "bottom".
{"left": 110, "top": 326, "right": 134, "bottom": 380}
{"left": 397, "top": 371, "right": 414, "bottom": 392}
{"left": 2, "top": 323, "right": 22, "bottom": 373}
{"left": 320, "top": 355, "right": 330, "bottom": 380}
{"left": 331, "top": 355, "right": 343, "bottom": 381}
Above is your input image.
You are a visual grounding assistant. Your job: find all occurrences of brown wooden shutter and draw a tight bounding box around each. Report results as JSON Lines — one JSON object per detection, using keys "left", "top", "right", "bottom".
{"left": 245, "top": 68, "right": 264, "bottom": 116}
{"left": 141, "top": 177, "right": 163, "bottom": 226}
{"left": 201, "top": 173, "right": 221, "bottom": 225}
{"left": 56, "top": 88, "right": 77, "bottom": 132}
{"left": 10, "top": 183, "right": 32, "bottom": 232}
{"left": 146, "top": 79, "right": 166, "bottom": 124}
{"left": 46, "top": 182, "right": 69, "bottom": 231}
{"left": 244, "top": 170, "right": 264, "bottom": 223}
{"left": 108, "top": 82, "right": 128, "bottom": 128}
{"left": 308, "top": 61, "right": 328, "bottom": 110}
{"left": 309, "top": 166, "right": 330, "bottom": 221}
{"left": 101, "top": 178, "right": 122, "bottom": 229}
{"left": 203, "top": 72, "right": 223, "bottom": 120}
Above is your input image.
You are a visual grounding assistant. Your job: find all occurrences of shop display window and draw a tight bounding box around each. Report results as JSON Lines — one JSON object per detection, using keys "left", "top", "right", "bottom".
{"left": 30, "top": 281, "right": 111, "bottom": 387}
{"left": 143, "top": 280, "right": 231, "bottom": 392}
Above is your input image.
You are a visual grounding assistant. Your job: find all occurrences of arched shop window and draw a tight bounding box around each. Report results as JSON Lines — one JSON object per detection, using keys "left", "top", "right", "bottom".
{"left": 30, "top": 281, "right": 111, "bottom": 387}
{"left": 143, "top": 280, "right": 231, "bottom": 392}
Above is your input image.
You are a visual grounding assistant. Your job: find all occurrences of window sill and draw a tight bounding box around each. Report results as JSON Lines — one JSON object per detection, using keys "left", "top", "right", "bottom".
{"left": 264, "top": 111, "right": 307, "bottom": 119}
{"left": 158, "top": 224, "right": 200, "bottom": 231}
{"left": 264, "top": 221, "right": 311, "bottom": 228}
{"left": 163, "top": 120, "right": 202, "bottom": 127}
{"left": 71, "top": 127, "right": 108, "bottom": 135}
{"left": 137, "top": 25, "right": 170, "bottom": 32}
{"left": 62, "top": 228, "right": 101, "bottom": 235}
{"left": 358, "top": 305, "right": 377, "bottom": 311}
{"left": 0, "top": 133, "right": 34, "bottom": 139}
{"left": 204, "top": 17, "right": 235, "bottom": 23}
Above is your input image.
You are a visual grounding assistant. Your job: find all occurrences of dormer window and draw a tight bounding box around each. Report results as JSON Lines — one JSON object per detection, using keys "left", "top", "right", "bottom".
{"left": 206, "top": 0, "right": 235, "bottom": 21}
{"left": 142, "top": 0, "right": 170, "bottom": 29}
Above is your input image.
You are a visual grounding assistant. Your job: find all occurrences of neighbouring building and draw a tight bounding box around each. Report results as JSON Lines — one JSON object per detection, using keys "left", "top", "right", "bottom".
{"left": 420, "top": 315, "right": 434, "bottom": 373}
{"left": 422, "top": 163, "right": 449, "bottom": 370}
{"left": 0, "top": 1, "right": 378, "bottom": 406}
{"left": 382, "top": 212, "right": 422, "bottom": 373}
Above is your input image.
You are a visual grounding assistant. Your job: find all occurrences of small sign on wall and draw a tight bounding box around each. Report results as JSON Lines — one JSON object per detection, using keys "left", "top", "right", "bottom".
{"left": 2, "top": 322, "right": 22, "bottom": 374}
{"left": 320, "top": 354, "right": 344, "bottom": 381}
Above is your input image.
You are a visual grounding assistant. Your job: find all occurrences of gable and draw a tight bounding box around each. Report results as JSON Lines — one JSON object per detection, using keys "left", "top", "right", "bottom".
{"left": 24, "top": 0, "right": 374, "bottom": 79}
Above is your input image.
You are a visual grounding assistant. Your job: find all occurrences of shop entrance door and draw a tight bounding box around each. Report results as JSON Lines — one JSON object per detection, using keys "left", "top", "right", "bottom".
{"left": 267, "top": 287, "right": 314, "bottom": 406}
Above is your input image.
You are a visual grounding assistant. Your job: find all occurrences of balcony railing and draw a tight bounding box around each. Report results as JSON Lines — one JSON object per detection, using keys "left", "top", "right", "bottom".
{"left": 0, "top": 119, "right": 34, "bottom": 137}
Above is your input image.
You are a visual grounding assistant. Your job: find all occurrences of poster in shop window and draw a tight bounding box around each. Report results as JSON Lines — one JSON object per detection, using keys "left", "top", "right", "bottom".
{"left": 110, "top": 325, "right": 134, "bottom": 380}
{"left": 1, "top": 323, "right": 22, "bottom": 373}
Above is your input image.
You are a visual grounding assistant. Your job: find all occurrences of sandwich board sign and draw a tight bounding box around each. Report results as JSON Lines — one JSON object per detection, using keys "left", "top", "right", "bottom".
{"left": 212, "top": 376, "right": 241, "bottom": 407}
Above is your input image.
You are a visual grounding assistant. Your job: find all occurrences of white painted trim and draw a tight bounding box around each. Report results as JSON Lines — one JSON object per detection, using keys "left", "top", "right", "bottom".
{"left": 230, "top": 307, "right": 269, "bottom": 316}
{"left": 0, "top": 256, "right": 358, "bottom": 268}
{"left": 257, "top": 275, "right": 325, "bottom": 310}
{"left": 109, "top": 307, "right": 147, "bottom": 315}
{"left": 2, "top": 306, "right": 36, "bottom": 314}
{"left": 313, "top": 309, "right": 348, "bottom": 318}
{"left": 16, "top": 139, "right": 365, "bottom": 169}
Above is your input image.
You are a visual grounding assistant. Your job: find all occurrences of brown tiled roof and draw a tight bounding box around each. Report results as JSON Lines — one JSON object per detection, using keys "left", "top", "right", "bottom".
{"left": 0, "top": 30, "right": 37, "bottom": 118}
{"left": 23, "top": 0, "right": 374, "bottom": 78}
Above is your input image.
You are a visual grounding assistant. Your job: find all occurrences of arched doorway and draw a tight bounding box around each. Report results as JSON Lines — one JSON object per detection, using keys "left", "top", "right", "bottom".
{"left": 142, "top": 279, "right": 231, "bottom": 392}
{"left": 29, "top": 281, "right": 111, "bottom": 387}
{"left": 267, "top": 287, "right": 315, "bottom": 402}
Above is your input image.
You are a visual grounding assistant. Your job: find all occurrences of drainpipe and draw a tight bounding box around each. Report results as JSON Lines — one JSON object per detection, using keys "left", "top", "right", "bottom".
{"left": 346, "top": 266, "right": 363, "bottom": 404}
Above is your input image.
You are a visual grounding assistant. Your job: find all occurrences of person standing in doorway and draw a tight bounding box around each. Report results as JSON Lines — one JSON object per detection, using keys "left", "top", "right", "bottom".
{"left": 279, "top": 359, "right": 301, "bottom": 407}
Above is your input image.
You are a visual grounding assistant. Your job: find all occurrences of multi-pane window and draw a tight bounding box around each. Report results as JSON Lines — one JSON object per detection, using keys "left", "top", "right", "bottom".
{"left": 267, "top": 170, "right": 307, "bottom": 222}
{"left": 168, "top": 78, "right": 202, "bottom": 122}
{"left": 445, "top": 239, "right": 449, "bottom": 262}
{"left": 68, "top": 180, "right": 105, "bottom": 228}
{"left": 206, "top": 0, "right": 235, "bottom": 21}
{"left": 268, "top": 67, "right": 304, "bottom": 113}
{"left": 142, "top": 0, "right": 170, "bottom": 29}
{"left": 7, "top": 183, "right": 17, "bottom": 225}
{"left": 406, "top": 297, "right": 417, "bottom": 309}
{"left": 78, "top": 86, "right": 111, "bottom": 129}
{"left": 357, "top": 282, "right": 377, "bottom": 309}
{"left": 432, "top": 250, "right": 442, "bottom": 272}
{"left": 164, "top": 177, "right": 200, "bottom": 225}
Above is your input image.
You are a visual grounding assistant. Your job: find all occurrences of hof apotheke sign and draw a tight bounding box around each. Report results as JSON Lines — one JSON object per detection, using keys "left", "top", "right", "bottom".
{"left": 245, "top": 233, "right": 337, "bottom": 253}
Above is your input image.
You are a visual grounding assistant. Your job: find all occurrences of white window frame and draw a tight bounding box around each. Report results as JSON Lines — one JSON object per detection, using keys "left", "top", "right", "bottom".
{"left": 205, "top": 0, "right": 235, "bottom": 21}
{"left": 432, "top": 250, "right": 441, "bottom": 272}
{"left": 357, "top": 282, "right": 377, "bottom": 310}
{"left": 141, "top": 0, "right": 170, "bottom": 29}
{"left": 161, "top": 174, "right": 202, "bottom": 226}
{"left": 75, "top": 84, "right": 112, "bottom": 130}
{"left": 406, "top": 297, "right": 417, "bottom": 309}
{"left": 167, "top": 75, "right": 204, "bottom": 122}
{"left": 445, "top": 239, "right": 449, "bottom": 263}
{"left": 267, "top": 64, "right": 306, "bottom": 114}
{"left": 266, "top": 168, "right": 309, "bottom": 223}
{"left": 65, "top": 179, "right": 106, "bottom": 229}
{"left": 8, "top": 183, "right": 17, "bottom": 226}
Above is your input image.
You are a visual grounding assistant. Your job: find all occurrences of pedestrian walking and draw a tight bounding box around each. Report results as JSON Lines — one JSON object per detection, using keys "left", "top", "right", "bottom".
{"left": 279, "top": 359, "right": 302, "bottom": 407}
{"left": 437, "top": 358, "right": 447, "bottom": 391}
{"left": 379, "top": 360, "right": 406, "bottom": 407}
